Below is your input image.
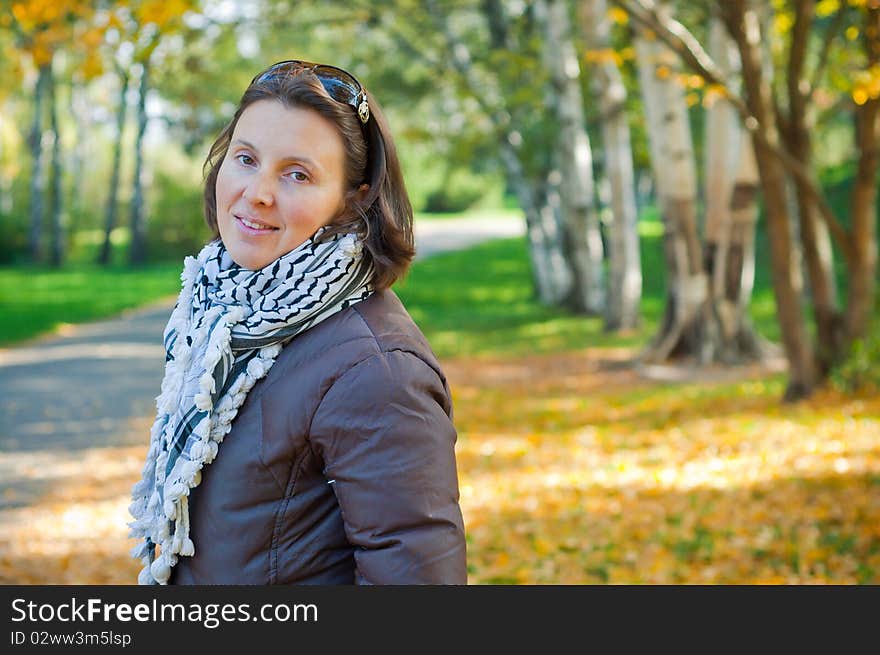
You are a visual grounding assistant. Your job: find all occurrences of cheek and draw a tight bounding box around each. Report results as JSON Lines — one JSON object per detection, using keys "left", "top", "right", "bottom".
{"left": 214, "top": 161, "right": 237, "bottom": 207}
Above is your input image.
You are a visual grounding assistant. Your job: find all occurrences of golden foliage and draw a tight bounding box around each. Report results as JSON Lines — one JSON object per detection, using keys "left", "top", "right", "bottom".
{"left": 817, "top": 0, "right": 842, "bottom": 17}
{"left": 445, "top": 349, "right": 880, "bottom": 584}
{"left": 584, "top": 48, "right": 624, "bottom": 67}
{"left": 10, "top": 0, "right": 95, "bottom": 64}
{"left": 852, "top": 64, "right": 880, "bottom": 103}
{"left": 1, "top": 353, "right": 878, "bottom": 585}
{"left": 702, "top": 84, "right": 728, "bottom": 108}
{"left": 0, "top": 438, "right": 148, "bottom": 584}
{"left": 132, "top": 0, "right": 194, "bottom": 29}
{"left": 607, "top": 7, "right": 629, "bottom": 26}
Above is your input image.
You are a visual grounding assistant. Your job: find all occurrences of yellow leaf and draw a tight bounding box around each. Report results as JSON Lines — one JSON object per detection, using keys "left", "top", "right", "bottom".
{"left": 816, "top": 0, "right": 840, "bottom": 17}
{"left": 774, "top": 12, "right": 794, "bottom": 35}
{"left": 607, "top": 7, "right": 629, "bottom": 25}
{"left": 534, "top": 537, "right": 554, "bottom": 556}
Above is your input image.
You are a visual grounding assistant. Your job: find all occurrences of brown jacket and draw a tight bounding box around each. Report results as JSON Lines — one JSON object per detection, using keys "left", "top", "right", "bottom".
{"left": 170, "top": 288, "right": 467, "bottom": 584}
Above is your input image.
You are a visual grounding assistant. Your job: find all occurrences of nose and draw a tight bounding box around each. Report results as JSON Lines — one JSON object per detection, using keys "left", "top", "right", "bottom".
{"left": 242, "top": 171, "right": 275, "bottom": 207}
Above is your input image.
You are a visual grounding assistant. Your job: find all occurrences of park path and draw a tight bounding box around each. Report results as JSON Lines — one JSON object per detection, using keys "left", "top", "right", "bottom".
{"left": 0, "top": 215, "right": 524, "bottom": 512}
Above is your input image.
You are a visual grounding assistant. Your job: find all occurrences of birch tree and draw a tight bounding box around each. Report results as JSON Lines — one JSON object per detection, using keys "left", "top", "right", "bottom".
{"left": 26, "top": 64, "right": 48, "bottom": 263}
{"left": 580, "top": 0, "right": 642, "bottom": 330}
{"left": 129, "top": 58, "right": 150, "bottom": 265}
{"left": 98, "top": 67, "right": 129, "bottom": 265}
{"left": 612, "top": 0, "right": 880, "bottom": 400}
{"left": 125, "top": 0, "right": 197, "bottom": 265}
{"left": 46, "top": 60, "right": 63, "bottom": 266}
{"left": 10, "top": 0, "right": 97, "bottom": 264}
{"left": 703, "top": 15, "right": 769, "bottom": 362}
{"left": 425, "top": 0, "right": 574, "bottom": 304}
{"left": 632, "top": 5, "right": 704, "bottom": 363}
{"left": 537, "top": 0, "right": 605, "bottom": 315}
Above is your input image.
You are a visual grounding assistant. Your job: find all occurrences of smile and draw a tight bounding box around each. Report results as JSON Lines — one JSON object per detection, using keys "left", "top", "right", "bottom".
{"left": 235, "top": 215, "right": 278, "bottom": 233}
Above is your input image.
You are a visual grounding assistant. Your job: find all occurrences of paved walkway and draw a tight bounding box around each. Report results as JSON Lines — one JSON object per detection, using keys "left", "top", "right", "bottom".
{"left": 0, "top": 215, "right": 524, "bottom": 510}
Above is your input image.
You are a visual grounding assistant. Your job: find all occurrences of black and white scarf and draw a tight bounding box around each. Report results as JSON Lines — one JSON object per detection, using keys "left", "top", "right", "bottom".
{"left": 128, "top": 227, "right": 373, "bottom": 584}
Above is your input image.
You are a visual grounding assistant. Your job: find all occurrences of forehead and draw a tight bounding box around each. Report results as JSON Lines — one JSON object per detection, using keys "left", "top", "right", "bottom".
{"left": 232, "top": 99, "right": 345, "bottom": 171}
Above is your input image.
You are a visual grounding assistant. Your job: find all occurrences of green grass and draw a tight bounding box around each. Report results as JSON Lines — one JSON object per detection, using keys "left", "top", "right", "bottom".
{"left": 394, "top": 208, "right": 781, "bottom": 360}
{"left": 1, "top": 207, "right": 782, "bottom": 353}
{"left": 0, "top": 262, "right": 182, "bottom": 347}
{"left": 395, "top": 236, "right": 657, "bottom": 359}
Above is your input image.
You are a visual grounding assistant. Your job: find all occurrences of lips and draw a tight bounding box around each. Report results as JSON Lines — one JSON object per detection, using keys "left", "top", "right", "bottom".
{"left": 234, "top": 214, "right": 278, "bottom": 232}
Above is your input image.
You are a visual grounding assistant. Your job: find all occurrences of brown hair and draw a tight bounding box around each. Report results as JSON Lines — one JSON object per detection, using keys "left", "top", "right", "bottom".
{"left": 202, "top": 67, "right": 415, "bottom": 290}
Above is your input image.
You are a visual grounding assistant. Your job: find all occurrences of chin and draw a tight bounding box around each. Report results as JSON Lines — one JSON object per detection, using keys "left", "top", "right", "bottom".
{"left": 235, "top": 252, "right": 273, "bottom": 271}
{"left": 221, "top": 241, "right": 270, "bottom": 271}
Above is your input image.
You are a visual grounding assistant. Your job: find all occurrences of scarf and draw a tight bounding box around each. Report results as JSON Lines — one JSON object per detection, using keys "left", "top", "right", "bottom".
{"left": 127, "top": 227, "right": 373, "bottom": 584}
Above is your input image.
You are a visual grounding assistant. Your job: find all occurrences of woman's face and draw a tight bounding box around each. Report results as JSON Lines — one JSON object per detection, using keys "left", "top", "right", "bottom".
{"left": 215, "top": 99, "right": 348, "bottom": 270}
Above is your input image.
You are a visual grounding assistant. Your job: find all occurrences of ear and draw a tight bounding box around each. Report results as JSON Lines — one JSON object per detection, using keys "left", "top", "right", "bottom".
{"left": 338, "top": 183, "right": 371, "bottom": 221}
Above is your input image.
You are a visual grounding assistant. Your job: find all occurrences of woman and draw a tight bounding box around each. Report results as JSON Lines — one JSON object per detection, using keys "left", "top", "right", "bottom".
{"left": 128, "top": 60, "right": 467, "bottom": 585}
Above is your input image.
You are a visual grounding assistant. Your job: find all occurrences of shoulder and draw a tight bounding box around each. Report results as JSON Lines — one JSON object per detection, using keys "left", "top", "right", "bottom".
{"left": 263, "top": 288, "right": 449, "bottom": 405}
{"left": 350, "top": 288, "right": 444, "bottom": 373}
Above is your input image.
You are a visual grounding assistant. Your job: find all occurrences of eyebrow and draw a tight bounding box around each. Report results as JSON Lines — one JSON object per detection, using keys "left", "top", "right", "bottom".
{"left": 231, "top": 139, "right": 323, "bottom": 173}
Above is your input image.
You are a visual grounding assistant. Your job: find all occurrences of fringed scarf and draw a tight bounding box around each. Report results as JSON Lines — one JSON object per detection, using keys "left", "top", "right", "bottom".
{"left": 128, "top": 227, "right": 373, "bottom": 584}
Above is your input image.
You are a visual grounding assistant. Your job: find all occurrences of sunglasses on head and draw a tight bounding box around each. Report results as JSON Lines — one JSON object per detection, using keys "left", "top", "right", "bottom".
{"left": 251, "top": 60, "right": 370, "bottom": 125}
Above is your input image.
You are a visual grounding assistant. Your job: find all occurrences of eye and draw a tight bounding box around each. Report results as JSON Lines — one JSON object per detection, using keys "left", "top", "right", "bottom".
{"left": 287, "top": 170, "right": 309, "bottom": 182}
{"left": 235, "top": 153, "right": 256, "bottom": 166}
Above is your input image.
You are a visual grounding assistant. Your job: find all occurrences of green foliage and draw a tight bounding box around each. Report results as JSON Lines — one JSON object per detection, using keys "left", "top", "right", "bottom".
{"left": 0, "top": 206, "right": 29, "bottom": 265}
{"left": 145, "top": 169, "right": 212, "bottom": 261}
{"left": 832, "top": 315, "right": 880, "bottom": 393}
{"left": 423, "top": 168, "right": 488, "bottom": 213}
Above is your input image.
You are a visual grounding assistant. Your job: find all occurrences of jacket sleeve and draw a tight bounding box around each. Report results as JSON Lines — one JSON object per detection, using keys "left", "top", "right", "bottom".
{"left": 308, "top": 349, "right": 467, "bottom": 584}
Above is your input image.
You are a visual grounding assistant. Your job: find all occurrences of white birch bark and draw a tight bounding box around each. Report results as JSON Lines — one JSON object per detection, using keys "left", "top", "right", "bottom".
{"left": 537, "top": 0, "right": 605, "bottom": 314}
{"left": 500, "top": 141, "right": 572, "bottom": 304}
{"left": 28, "top": 64, "right": 49, "bottom": 263}
{"left": 47, "top": 63, "right": 64, "bottom": 267}
{"left": 580, "top": 0, "right": 642, "bottom": 330}
{"left": 129, "top": 61, "right": 149, "bottom": 265}
{"left": 634, "top": 17, "right": 704, "bottom": 362}
{"left": 704, "top": 17, "right": 767, "bottom": 361}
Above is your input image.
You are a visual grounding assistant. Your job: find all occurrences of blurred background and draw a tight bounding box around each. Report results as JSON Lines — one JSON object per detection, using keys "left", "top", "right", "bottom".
{"left": 0, "top": 0, "right": 878, "bottom": 584}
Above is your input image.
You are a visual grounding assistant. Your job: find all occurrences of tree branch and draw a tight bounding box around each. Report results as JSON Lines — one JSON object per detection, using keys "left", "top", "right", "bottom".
{"left": 787, "top": 0, "right": 812, "bottom": 111}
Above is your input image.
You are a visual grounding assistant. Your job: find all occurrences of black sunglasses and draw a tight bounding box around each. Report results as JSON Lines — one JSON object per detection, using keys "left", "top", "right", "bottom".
{"left": 251, "top": 60, "right": 370, "bottom": 125}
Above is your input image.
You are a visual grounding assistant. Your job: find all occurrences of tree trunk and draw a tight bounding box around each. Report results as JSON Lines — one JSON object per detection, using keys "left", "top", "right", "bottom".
{"left": 47, "top": 62, "right": 64, "bottom": 267}
{"left": 99, "top": 68, "right": 129, "bottom": 265}
{"left": 129, "top": 62, "right": 149, "bottom": 266}
{"left": 704, "top": 16, "right": 770, "bottom": 363}
{"left": 720, "top": 1, "right": 817, "bottom": 401}
{"left": 844, "top": 4, "right": 880, "bottom": 346}
{"left": 780, "top": 0, "right": 842, "bottom": 377}
{"left": 581, "top": 0, "right": 642, "bottom": 331}
{"left": 633, "top": 10, "right": 705, "bottom": 364}
{"left": 538, "top": 0, "right": 605, "bottom": 315}
{"left": 500, "top": 142, "right": 572, "bottom": 304}
{"left": 479, "top": 0, "right": 572, "bottom": 304}
{"left": 67, "top": 81, "right": 90, "bottom": 234}
{"left": 28, "top": 64, "right": 50, "bottom": 264}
